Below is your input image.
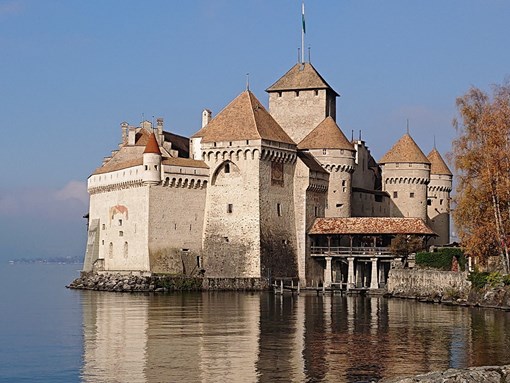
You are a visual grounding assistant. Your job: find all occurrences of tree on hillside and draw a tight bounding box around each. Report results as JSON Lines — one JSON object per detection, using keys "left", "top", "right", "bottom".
{"left": 451, "top": 83, "right": 510, "bottom": 273}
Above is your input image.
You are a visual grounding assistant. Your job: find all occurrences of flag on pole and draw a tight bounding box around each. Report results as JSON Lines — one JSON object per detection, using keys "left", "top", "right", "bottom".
{"left": 302, "top": 2, "right": 306, "bottom": 34}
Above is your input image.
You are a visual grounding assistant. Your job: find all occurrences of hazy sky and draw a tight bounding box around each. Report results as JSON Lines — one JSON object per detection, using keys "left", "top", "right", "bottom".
{"left": 1, "top": 0, "right": 509, "bottom": 261}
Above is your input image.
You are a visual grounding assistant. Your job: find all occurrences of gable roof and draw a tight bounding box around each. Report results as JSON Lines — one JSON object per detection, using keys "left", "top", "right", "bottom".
{"left": 308, "top": 217, "right": 436, "bottom": 236}
{"left": 379, "top": 133, "right": 430, "bottom": 164}
{"left": 192, "top": 91, "right": 295, "bottom": 145}
{"left": 298, "top": 116, "right": 354, "bottom": 150}
{"left": 427, "top": 148, "right": 452, "bottom": 176}
{"left": 266, "top": 63, "right": 339, "bottom": 96}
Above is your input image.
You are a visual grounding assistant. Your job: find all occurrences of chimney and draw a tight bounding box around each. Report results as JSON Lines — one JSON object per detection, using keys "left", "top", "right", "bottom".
{"left": 128, "top": 126, "right": 136, "bottom": 145}
{"left": 156, "top": 118, "right": 164, "bottom": 145}
{"left": 202, "top": 109, "right": 212, "bottom": 128}
{"left": 121, "top": 122, "right": 129, "bottom": 145}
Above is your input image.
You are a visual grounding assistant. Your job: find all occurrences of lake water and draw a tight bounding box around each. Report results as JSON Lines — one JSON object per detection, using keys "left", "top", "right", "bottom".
{"left": 1, "top": 264, "right": 510, "bottom": 383}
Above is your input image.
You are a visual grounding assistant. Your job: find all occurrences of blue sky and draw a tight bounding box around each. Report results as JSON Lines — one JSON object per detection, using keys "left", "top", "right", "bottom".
{"left": 1, "top": 0, "right": 509, "bottom": 261}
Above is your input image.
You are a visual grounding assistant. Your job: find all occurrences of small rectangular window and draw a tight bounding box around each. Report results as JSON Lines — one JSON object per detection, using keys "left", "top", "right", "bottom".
{"left": 224, "top": 163, "right": 230, "bottom": 173}
{"left": 102, "top": 224, "right": 105, "bottom": 230}
{"left": 314, "top": 90, "right": 319, "bottom": 96}
{"left": 323, "top": 149, "right": 327, "bottom": 155}
{"left": 118, "top": 219, "right": 123, "bottom": 226}
{"left": 227, "top": 204, "right": 233, "bottom": 213}
{"left": 393, "top": 191, "right": 398, "bottom": 198}
{"left": 410, "top": 192, "right": 415, "bottom": 198}
{"left": 119, "top": 231, "right": 124, "bottom": 237}
{"left": 440, "top": 199, "right": 443, "bottom": 205}
{"left": 295, "top": 91, "right": 300, "bottom": 97}
{"left": 277, "top": 203, "right": 282, "bottom": 217}
{"left": 427, "top": 199, "right": 432, "bottom": 205}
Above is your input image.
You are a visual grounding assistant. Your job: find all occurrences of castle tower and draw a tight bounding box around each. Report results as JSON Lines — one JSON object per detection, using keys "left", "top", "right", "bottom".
{"left": 142, "top": 133, "right": 162, "bottom": 185}
{"left": 298, "top": 116, "right": 355, "bottom": 217}
{"left": 427, "top": 148, "right": 452, "bottom": 245}
{"left": 192, "top": 90, "right": 298, "bottom": 279}
{"left": 266, "top": 63, "right": 339, "bottom": 144}
{"left": 380, "top": 133, "right": 430, "bottom": 221}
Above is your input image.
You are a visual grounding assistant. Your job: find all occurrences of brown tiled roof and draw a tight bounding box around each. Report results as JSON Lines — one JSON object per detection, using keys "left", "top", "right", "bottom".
{"left": 192, "top": 91, "right": 295, "bottom": 145}
{"left": 427, "top": 148, "right": 452, "bottom": 176}
{"left": 266, "top": 63, "right": 339, "bottom": 96}
{"left": 135, "top": 129, "right": 150, "bottom": 146}
{"left": 298, "top": 116, "right": 354, "bottom": 150}
{"left": 379, "top": 133, "right": 430, "bottom": 164}
{"left": 92, "top": 146, "right": 145, "bottom": 175}
{"left": 308, "top": 217, "right": 436, "bottom": 235}
{"left": 162, "top": 157, "right": 209, "bottom": 169}
{"left": 144, "top": 133, "right": 161, "bottom": 154}
{"left": 297, "top": 151, "right": 329, "bottom": 174}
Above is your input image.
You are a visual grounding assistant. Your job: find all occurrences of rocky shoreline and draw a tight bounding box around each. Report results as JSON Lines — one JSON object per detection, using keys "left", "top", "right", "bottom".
{"left": 379, "top": 364, "right": 510, "bottom": 383}
{"left": 66, "top": 272, "right": 269, "bottom": 292}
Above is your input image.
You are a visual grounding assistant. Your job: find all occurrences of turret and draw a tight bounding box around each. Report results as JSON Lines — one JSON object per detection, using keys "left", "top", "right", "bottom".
{"left": 142, "top": 133, "right": 162, "bottom": 185}
{"left": 427, "top": 148, "right": 453, "bottom": 245}
{"left": 298, "top": 116, "right": 355, "bottom": 217}
{"left": 380, "top": 133, "right": 430, "bottom": 221}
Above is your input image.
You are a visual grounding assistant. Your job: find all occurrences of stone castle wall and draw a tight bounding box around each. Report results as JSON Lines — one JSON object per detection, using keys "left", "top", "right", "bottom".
{"left": 202, "top": 147, "right": 262, "bottom": 278}
{"left": 382, "top": 163, "right": 430, "bottom": 220}
{"left": 88, "top": 185, "right": 150, "bottom": 271}
{"left": 427, "top": 174, "right": 452, "bottom": 245}
{"left": 148, "top": 184, "right": 206, "bottom": 273}
{"left": 269, "top": 89, "right": 334, "bottom": 144}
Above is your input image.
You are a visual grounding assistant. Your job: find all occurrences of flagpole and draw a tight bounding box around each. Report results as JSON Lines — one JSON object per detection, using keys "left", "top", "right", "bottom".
{"left": 301, "top": 1, "right": 305, "bottom": 64}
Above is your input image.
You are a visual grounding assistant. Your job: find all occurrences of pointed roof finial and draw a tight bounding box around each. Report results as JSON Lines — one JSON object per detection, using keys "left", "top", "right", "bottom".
{"left": 406, "top": 118, "right": 410, "bottom": 134}
{"left": 433, "top": 134, "right": 436, "bottom": 149}
{"left": 301, "top": 1, "right": 306, "bottom": 64}
{"left": 308, "top": 46, "right": 311, "bottom": 63}
{"left": 246, "top": 73, "right": 250, "bottom": 91}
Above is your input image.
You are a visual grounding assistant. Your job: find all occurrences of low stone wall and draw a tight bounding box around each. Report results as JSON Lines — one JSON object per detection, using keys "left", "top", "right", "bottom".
{"left": 67, "top": 272, "right": 270, "bottom": 292}
{"left": 387, "top": 269, "right": 471, "bottom": 302}
{"left": 468, "top": 285, "right": 510, "bottom": 308}
{"left": 380, "top": 364, "right": 510, "bottom": 383}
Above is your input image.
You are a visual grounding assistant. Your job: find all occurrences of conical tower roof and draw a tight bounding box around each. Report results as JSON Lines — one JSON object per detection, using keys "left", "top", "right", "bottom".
{"left": 192, "top": 91, "right": 295, "bottom": 145}
{"left": 379, "top": 133, "right": 430, "bottom": 164}
{"left": 143, "top": 132, "right": 161, "bottom": 154}
{"left": 298, "top": 116, "right": 354, "bottom": 151}
{"left": 266, "top": 62, "right": 339, "bottom": 96}
{"left": 427, "top": 148, "right": 452, "bottom": 176}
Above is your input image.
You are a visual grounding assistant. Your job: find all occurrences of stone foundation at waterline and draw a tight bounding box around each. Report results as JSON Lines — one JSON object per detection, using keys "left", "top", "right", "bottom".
{"left": 67, "top": 272, "right": 269, "bottom": 292}
{"left": 379, "top": 364, "right": 510, "bottom": 383}
{"left": 387, "top": 269, "right": 472, "bottom": 302}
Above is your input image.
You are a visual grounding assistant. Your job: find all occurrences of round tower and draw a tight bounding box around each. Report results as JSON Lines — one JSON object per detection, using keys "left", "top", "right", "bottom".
{"left": 142, "top": 133, "right": 162, "bottom": 185}
{"left": 298, "top": 116, "right": 355, "bottom": 217}
{"left": 380, "top": 133, "right": 430, "bottom": 221}
{"left": 427, "top": 148, "right": 452, "bottom": 245}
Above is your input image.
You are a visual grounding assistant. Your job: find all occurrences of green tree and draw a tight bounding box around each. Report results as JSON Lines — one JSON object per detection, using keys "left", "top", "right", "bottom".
{"left": 451, "top": 84, "right": 510, "bottom": 273}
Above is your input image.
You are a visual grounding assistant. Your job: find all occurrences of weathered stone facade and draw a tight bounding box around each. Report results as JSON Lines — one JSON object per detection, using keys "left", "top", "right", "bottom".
{"left": 82, "top": 60, "right": 452, "bottom": 287}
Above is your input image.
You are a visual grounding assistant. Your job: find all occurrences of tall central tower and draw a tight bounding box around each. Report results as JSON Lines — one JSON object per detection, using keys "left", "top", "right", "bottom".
{"left": 266, "top": 63, "right": 339, "bottom": 144}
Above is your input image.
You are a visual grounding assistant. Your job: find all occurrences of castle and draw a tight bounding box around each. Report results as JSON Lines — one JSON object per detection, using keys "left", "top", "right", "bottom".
{"left": 83, "top": 61, "right": 452, "bottom": 289}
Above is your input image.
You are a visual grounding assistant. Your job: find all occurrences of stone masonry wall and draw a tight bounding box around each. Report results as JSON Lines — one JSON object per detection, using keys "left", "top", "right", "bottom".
{"left": 269, "top": 89, "right": 332, "bottom": 144}
{"left": 148, "top": 185, "right": 206, "bottom": 273}
{"left": 387, "top": 269, "right": 471, "bottom": 301}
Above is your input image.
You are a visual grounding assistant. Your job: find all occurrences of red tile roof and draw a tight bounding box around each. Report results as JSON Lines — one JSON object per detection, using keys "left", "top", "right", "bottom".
{"left": 427, "top": 148, "right": 452, "bottom": 176}
{"left": 143, "top": 133, "right": 161, "bottom": 154}
{"left": 308, "top": 217, "right": 436, "bottom": 236}
{"left": 379, "top": 133, "right": 430, "bottom": 164}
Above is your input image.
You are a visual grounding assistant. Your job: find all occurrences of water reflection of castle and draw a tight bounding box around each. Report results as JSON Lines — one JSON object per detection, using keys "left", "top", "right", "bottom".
{"left": 80, "top": 293, "right": 483, "bottom": 382}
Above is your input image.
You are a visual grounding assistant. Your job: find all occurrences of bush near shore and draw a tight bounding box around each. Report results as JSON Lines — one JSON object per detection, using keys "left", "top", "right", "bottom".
{"left": 415, "top": 248, "right": 466, "bottom": 271}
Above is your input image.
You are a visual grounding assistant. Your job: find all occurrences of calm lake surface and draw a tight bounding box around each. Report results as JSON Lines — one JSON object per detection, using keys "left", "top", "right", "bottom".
{"left": 1, "top": 264, "right": 510, "bottom": 383}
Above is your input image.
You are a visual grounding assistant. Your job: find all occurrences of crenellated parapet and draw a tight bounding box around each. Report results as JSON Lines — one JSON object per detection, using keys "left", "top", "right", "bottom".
{"left": 384, "top": 176, "right": 430, "bottom": 185}
{"left": 202, "top": 147, "right": 296, "bottom": 163}
{"left": 322, "top": 163, "right": 355, "bottom": 173}
{"left": 428, "top": 184, "right": 452, "bottom": 193}
{"left": 161, "top": 176, "right": 208, "bottom": 189}
{"left": 88, "top": 180, "right": 144, "bottom": 195}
